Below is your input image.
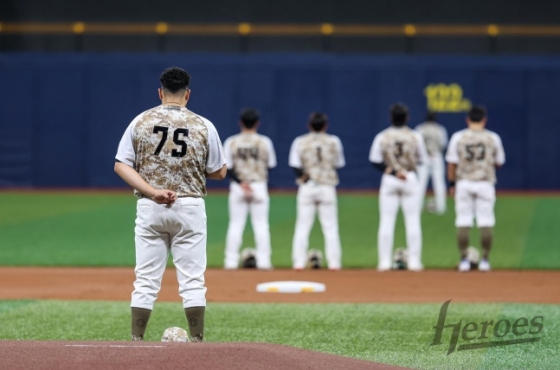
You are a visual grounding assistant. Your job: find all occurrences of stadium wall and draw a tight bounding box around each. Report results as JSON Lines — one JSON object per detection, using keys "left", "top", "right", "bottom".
{"left": 1, "top": 54, "right": 559, "bottom": 189}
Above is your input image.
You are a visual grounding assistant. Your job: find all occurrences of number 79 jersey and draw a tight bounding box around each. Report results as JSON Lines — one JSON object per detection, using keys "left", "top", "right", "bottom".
{"left": 445, "top": 128, "right": 505, "bottom": 183}
{"left": 115, "top": 105, "right": 226, "bottom": 198}
{"left": 289, "top": 132, "right": 345, "bottom": 186}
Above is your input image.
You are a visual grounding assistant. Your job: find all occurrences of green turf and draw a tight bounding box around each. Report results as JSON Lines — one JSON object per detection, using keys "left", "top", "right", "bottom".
{"left": 0, "top": 192, "right": 559, "bottom": 269}
{"left": 0, "top": 300, "right": 557, "bottom": 370}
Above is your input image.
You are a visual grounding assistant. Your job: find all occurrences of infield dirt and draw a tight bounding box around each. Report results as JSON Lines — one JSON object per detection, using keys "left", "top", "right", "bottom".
{"left": 1, "top": 267, "right": 557, "bottom": 370}
{"left": 0, "top": 267, "right": 558, "bottom": 303}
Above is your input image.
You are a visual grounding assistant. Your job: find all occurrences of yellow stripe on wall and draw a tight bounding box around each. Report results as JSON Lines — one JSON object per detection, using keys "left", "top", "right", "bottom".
{"left": 1, "top": 22, "right": 560, "bottom": 37}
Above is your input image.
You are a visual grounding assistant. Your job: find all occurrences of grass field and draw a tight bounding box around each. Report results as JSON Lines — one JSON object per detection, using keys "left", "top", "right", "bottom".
{"left": 0, "top": 299, "right": 557, "bottom": 370}
{"left": 1, "top": 192, "right": 559, "bottom": 269}
{"left": 1, "top": 191, "right": 559, "bottom": 369}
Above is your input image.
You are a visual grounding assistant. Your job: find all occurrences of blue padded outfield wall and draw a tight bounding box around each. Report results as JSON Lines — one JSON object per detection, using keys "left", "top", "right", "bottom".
{"left": 1, "top": 54, "right": 559, "bottom": 189}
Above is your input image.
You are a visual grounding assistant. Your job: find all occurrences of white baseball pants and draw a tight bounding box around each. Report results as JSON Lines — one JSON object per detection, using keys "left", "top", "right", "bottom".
{"left": 131, "top": 197, "right": 207, "bottom": 310}
{"left": 455, "top": 180, "right": 496, "bottom": 227}
{"left": 418, "top": 154, "right": 447, "bottom": 214}
{"left": 224, "top": 182, "right": 272, "bottom": 269}
{"left": 292, "top": 182, "right": 341, "bottom": 270}
{"left": 377, "top": 172, "right": 423, "bottom": 270}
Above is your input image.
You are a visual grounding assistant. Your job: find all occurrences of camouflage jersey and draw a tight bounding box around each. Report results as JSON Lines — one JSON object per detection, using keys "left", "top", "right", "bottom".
{"left": 223, "top": 132, "right": 276, "bottom": 182}
{"left": 115, "top": 105, "right": 226, "bottom": 198}
{"left": 415, "top": 121, "right": 448, "bottom": 156}
{"left": 445, "top": 128, "right": 505, "bottom": 183}
{"left": 369, "top": 126, "right": 427, "bottom": 172}
{"left": 289, "top": 132, "right": 345, "bottom": 186}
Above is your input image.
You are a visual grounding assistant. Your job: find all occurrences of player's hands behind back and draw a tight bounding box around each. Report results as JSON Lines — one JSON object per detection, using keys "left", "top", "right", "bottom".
{"left": 240, "top": 181, "right": 254, "bottom": 201}
{"left": 385, "top": 167, "right": 407, "bottom": 180}
{"left": 151, "top": 189, "right": 177, "bottom": 205}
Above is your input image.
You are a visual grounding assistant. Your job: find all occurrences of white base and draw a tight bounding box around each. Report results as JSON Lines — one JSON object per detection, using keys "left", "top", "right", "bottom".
{"left": 256, "top": 281, "right": 326, "bottom": 293}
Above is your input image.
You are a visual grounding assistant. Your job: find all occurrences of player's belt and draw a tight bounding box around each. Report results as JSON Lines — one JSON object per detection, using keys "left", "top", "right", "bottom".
{"left": 139, "top": 194, "right": 201, "bottom": 199}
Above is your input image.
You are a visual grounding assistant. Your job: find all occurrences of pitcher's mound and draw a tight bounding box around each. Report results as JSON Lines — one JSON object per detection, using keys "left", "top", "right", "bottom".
{"left": 0, "top": 341, "right": 409, "bottom": 370}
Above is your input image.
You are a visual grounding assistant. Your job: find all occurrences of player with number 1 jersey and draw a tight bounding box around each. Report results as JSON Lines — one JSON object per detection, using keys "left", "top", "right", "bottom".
{"left": 289, "top": 112, "right": 345, "bottom": 270}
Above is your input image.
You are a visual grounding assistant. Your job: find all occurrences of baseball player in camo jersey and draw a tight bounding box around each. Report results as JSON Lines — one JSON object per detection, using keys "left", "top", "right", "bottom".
{"left": 445, "top": 105, "right": 505, "bottom": 272}
{"left": 223, "top": 108, "right": 277, "bottom": 270}
{"left": 415, "top": 112, "right": 448, "bottom": 215}
{"left": 289, "top": 112, "right": 345, "bottom": 270}
{"left": 369, "top": 103, "right": 428, "bottom": 271}
{"left": 114, "top": 67, "right": 227, "bottom": 342}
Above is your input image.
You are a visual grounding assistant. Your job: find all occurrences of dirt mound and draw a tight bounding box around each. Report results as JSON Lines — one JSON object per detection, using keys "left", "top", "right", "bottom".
{"left": 0, "top": 341, "right": 408, "bottom": 370}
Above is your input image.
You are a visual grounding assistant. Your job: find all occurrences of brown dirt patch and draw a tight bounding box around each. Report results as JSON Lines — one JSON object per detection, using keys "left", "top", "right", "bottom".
{"left": 0, "top": 267, "right": 558, "bottom": 303}
{"left": 0, "top": 341, "right": 408, "bottom": 370}
{"left": 1, "top": 267, "right": 557, "bottom": 370}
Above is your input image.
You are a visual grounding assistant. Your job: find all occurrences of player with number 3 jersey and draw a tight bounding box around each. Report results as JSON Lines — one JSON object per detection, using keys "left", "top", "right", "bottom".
{"left": 369, "top": 103, "right": 428, "bottom": 271}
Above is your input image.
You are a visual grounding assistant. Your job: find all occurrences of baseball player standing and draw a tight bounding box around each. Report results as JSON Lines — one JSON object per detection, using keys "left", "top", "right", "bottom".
{"left": 223, "top": 109, "right": 277, "bottom": 270}
{"left": 114, "top": 67, "right": 227, "bottom": 341}
{"left": 289, "top": 112, "right": 345, "bottom": 270}
{"left": 415, "top": 112, "right": 448, "bottom": 214}
{"left": 445, "top": 105, "right": 505, "bottom": 272}
{"left": 369, "top": 103, "right": 428, "bottom": 271}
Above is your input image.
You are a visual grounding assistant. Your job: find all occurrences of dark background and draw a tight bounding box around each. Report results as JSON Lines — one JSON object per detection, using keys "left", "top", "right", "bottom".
{"left": 2, "top": 0, "right": 560, "bottom": 53}
{"left": 1, "top": 0, "right": 559, "bottom": 190}
{"left": 2, "top": 0, "right": 559, "bottom": 23}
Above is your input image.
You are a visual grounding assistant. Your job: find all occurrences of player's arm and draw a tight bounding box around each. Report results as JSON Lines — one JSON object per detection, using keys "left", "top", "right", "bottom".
{"left": 203, "top": 118, "right": 227, "bottom": 181}
{"left": 114, "top": 161, "right": 177, "bottom": 204}
{"left": 114, "top": 119, "right": 176, "bottom": 204}
{"left": 415, "top": 131, "right": 429, "bottom": 166}
{"left": 289, "top": 137, "right": 308, "bottom": 183}
{"left": 334, "top": 136, "right": 346, "bottom": 169}
{"left": 441, "top": 126, "right": 449, "bottom": 150}
{"left": 493, "top": 133, "right": 506, "bottom": 169}
{"left": 266, "top": 137, "right": 277, "bottom": 169}
{"left": 368, "top": 134, "right": 402, "bottom": 178}
{"left": 207, "top": 165, "right": 227, "bottom": 180}
{"left": 444, "top": 133, "right": 460, "bottom": 193}
{"left": 447, "top": 163, "right": 457, "bottom": 184}
{"left": 223, "top": 138, "right": 241, "bottom": 183}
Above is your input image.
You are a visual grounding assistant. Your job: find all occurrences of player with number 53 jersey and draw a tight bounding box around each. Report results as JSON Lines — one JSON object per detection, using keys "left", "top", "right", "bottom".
{"left": 445, "top": 105, "right": 505, "bottom": 272}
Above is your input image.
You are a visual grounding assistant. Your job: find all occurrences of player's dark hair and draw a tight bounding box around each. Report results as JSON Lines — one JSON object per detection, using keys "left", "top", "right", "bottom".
{"left": 390, "top": 102, "right": 409, "bottom": 126}
{"left": 239, "top": 108, "right": 260, "bottom": 129}
{"left": 308, "top": 112, "right": 328, "bottom": 132}
{"left": 426, "top": 111, "right": 437, "bottom": 122}
{"left": 160, "top": 67, "right": 190, "bottom": 94}
{"left": 468, "top": 105, "right": 487, "bottom": 122}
